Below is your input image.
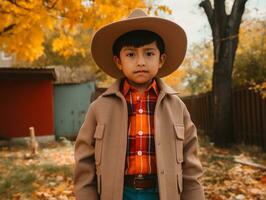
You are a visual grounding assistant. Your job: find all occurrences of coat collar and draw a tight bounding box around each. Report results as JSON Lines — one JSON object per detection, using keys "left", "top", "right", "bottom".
{"left": 102, "top": 77, "right": 179, "bottom": 97}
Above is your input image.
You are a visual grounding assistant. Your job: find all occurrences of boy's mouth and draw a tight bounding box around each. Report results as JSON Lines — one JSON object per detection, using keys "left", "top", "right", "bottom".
{"left": 134, "top": 70, "right": 148, "bottom": 74}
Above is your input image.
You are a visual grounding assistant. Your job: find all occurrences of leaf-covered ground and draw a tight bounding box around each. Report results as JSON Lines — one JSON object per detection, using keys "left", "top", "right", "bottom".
{"left": 199, "top": 134, "right": 266, "bottom": 200}
{"left": 0, "top": 140, "right": 75, "bottom": 200}
{"left": 0, "top": 136, "right": 265, "bottom": 200}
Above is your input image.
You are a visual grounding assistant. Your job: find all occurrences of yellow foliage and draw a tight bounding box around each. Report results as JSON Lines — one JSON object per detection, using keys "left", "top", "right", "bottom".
{"left": 154, "top": 5, "right": 172, "bottom": 16}
{"left": 250, "top": 82, "right": 266, "bottom": 99}
{"left": 237, "top": 20, "right": 266, "bottom": 55}
{"left": 52, "top": 34, "right": 86, "bottom": 58}
{"left": 163, "top": 69, "right": 185, "bottom": 91}
{"left": 0, "top": 0, "right": 171, "bottom": 63}
{"left": 234, "top": 20, "right": 266, "bottom": 97}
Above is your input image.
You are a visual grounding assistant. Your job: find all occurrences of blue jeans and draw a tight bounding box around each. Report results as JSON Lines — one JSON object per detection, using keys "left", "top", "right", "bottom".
{"left": 123, "top": 186, "right": 160, "bottom": 200}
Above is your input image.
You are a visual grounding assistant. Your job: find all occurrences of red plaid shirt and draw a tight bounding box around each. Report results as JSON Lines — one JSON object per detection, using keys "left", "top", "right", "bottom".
{"left": 121, "top": 78, "right": 159, "bottom": 175}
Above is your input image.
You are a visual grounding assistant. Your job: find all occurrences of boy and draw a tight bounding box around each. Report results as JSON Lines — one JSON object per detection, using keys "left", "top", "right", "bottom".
{"left": 74, "top": 9, "right": 205, "bottom": 200}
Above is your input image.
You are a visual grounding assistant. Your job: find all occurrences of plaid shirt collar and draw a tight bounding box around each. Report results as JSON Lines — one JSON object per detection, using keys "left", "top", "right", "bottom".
{"left": 102, "top": 77, "right": 178, "bottom": 97}
{"left": 122, "top": 78, "right": 159, "bottom": 96}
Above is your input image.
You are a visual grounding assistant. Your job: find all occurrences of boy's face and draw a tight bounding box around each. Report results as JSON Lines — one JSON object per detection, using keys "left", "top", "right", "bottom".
{"left": 113, "top": 41, "right": 166, "bottom": 88}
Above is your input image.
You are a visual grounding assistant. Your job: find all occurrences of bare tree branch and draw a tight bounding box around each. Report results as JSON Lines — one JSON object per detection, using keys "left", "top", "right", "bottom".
{"left": 214, "top": 0, "right": 226, "bottom": 19}
{"left": 199, "top": 0, "right": 214, "bottom": 31}
{"left": 0, "top": 24, "right": 16, "bottom": 36}
{"left": 5, "top": 0, "right": 32, "bottom": 11}
{"left": 199, "top": 0, "right": 220, "bottom": 62}
{"left": 214, "top": 0, "right": 227, "bottom": 37}
{"left": 228, "top": 0, "right": 248, "bottom": 34}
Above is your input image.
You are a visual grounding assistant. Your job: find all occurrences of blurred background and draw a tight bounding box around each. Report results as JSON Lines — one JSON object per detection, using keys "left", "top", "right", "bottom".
{"left": 0, "top": 0, "right": 265, "bottom": 199}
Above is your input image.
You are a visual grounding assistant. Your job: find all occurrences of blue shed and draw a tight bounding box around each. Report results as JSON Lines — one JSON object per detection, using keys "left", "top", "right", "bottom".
{"left": 52, "top": 66, "right": 95, "bottom": 139}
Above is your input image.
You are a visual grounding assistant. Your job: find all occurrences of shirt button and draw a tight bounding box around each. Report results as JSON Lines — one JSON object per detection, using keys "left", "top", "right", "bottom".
{"left": 137, "top": 151, "right": 142, "bottom": 156}
{"left": 136, "top": 96, "right": 140, "bottom": 101}
{"left": 138, "top": 108, "right": 143, "bottom": 114}
{"left": 138, "top": 130, "right": 143, "bottom": 136}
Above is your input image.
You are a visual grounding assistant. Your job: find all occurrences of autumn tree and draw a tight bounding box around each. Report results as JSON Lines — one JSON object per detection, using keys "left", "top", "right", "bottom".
{"left": 199, "top": 0, "right": 248, "bottom": 147}
{"left": 181, "top": 18, "right": 265, "bottom": 96}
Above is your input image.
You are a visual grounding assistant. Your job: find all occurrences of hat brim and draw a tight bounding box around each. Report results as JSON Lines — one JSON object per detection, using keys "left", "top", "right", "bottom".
{"left": 91, "top": 16, "right": 187, "bottom": 78}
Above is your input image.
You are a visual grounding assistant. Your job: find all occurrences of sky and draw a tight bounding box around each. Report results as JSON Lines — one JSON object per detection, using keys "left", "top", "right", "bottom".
{"left": 159, "top": 0, "right": 266, "bottom": 48}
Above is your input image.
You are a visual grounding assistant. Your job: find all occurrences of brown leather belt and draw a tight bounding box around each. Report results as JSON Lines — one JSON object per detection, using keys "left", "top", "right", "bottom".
{"left": 124, "top": 174, "right": 158, "bottom": 190}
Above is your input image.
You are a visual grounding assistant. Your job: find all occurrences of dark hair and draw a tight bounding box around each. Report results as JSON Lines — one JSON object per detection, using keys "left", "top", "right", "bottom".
{"left": 112, "top": 30, "right": 165, "bottom": 57}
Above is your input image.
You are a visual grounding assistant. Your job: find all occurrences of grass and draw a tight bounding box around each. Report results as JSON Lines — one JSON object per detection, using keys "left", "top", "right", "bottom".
{"left": 0, "top": 163, "right": 73, "bottom": 199}
{"left": 0, "top": 165, "right": 37, "bottom": 198}
{"left": 0, "top": 140, "right": 75, "bottom": 199}
{"left": 41, "top": 163, "right": 73, "bottom": 177}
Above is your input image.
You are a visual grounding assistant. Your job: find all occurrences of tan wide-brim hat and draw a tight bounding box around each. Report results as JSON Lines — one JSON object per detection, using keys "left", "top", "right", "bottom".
{"left": 91, "top": 9, "right": 187, "bottom": 79}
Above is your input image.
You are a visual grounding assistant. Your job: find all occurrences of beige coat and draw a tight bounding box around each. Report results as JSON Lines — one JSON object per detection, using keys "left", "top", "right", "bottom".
{"left": 74, "top": 78, "right": 205, "bottom": 200}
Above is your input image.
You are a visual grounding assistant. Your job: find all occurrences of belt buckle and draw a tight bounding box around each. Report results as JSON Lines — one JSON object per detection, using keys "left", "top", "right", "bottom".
{"left": 133, "top": 175, "right": 144, "bottom": 190}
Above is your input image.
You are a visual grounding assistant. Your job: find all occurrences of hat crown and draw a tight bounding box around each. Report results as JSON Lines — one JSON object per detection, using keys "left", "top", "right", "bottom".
{"left": 128, "top": 9, "right": 148, "bottom": 19}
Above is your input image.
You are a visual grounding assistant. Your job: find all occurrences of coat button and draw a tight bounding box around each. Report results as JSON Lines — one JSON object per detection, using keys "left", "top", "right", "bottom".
{"left": 137, "top": 151, "right": 142, "bottom": 156}
{"left": 160, "top": 170, "right": 164, "bottom": 175}
{"left": 138, "top": 108, "right": 143, "bottom": 114}
{"left": 138, "top": 130, "right": 143, "bottom": 136}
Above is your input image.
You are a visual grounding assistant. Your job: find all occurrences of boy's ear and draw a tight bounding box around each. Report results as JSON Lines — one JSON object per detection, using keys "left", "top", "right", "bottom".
{"left": 113, "top": 56, "right": 122, "bottom": 70}
{"left": 159, "top": 53, "right": 166, "bottom": 68}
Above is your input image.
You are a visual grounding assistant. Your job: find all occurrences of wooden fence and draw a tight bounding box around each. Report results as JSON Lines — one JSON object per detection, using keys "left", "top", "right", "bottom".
{"left": 182, "top": 87, "right": 266, "bottom": 150}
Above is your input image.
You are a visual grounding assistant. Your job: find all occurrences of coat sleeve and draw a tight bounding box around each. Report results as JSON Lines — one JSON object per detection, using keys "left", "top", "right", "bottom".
{"left": 181, "top": 103, "right": 205, "bottom": 200}
{"left": 74, "top": 103, "right": 99, "bottom": 200}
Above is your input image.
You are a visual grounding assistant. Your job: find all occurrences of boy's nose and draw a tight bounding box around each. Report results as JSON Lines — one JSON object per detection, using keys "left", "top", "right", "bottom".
{"left": 137, "top": 55, "right": 145, "bottom": 67}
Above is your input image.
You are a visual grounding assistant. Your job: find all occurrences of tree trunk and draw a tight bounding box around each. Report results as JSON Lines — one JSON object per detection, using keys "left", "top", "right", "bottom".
{"left": 212, "top": 38, "right": 236, "bottom": 146}
{"left": 200, "top": 0, "right": 248, "bottom": 147}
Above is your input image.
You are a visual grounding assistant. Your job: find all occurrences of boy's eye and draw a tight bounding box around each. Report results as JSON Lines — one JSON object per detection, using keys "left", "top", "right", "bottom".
{"left": 126, "top": 53, "right": 135, "bottom": 57}
{"left": 146, "top": 51, "right": 155, "bottom": 56}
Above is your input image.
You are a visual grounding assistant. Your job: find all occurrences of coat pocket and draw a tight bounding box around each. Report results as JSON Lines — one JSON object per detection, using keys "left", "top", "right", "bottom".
{"left": 174, "top": 124, "right": 184, "bottom": 163}
{"left": 94, "top": 124, "right": 105, "bottom": 165}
